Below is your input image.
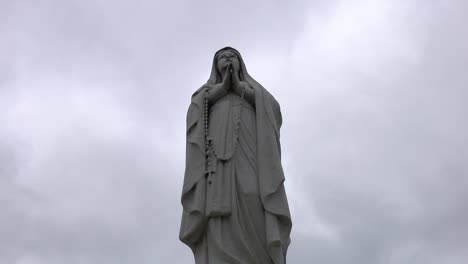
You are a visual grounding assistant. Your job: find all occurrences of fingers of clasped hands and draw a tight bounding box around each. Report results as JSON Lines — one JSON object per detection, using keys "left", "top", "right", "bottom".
{"left": 216, "top": 63, "right": 251, "bottom": 92}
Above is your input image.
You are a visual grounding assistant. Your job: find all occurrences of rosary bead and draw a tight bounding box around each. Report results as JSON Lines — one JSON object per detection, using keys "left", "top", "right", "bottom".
{"left": 203, "top": 86, "right": 246, "bottom": 162}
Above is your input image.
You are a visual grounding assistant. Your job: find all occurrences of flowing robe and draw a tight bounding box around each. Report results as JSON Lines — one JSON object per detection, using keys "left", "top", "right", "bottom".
{"left": 196, "top": 92, "right": 270, "bottom": 262}
{"left": 180, "top": 47, "right": 292, "bottom": 264}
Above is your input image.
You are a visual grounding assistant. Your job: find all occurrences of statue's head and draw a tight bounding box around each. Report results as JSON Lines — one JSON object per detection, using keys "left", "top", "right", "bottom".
{"left": 216, "top": 48, "right": 240, "bottom": 75}
{"left": 206, "top": 47, "right": 252, "bottom": 86}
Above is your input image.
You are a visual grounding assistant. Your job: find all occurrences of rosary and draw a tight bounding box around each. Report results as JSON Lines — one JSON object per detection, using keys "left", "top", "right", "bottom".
{"left": 203, "top": 86, "right": 246, "bottom": 175}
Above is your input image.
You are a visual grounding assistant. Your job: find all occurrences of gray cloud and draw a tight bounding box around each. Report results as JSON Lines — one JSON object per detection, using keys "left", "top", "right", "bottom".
{"left": 1, "top": 0, "right": 467, "bottom": 263}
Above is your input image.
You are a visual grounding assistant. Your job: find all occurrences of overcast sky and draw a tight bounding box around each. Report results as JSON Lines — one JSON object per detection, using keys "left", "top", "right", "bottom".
{"left": 1, "top": 0, "right": 468, "bottom": 263}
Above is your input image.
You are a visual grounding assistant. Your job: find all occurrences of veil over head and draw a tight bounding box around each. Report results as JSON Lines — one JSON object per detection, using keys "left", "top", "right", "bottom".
{"left": 208, "top": 47, "right": 249, "bottom": 84}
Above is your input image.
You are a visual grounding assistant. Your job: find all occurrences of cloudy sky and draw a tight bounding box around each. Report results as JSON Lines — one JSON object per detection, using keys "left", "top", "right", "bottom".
{"left": 1, "top": 0, "right": 468, "bottom": 263}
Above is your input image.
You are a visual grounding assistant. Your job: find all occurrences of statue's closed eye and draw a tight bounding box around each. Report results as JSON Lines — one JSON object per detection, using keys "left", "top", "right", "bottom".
{"left": 219, "top": 54, "right": 237, "bottom": 60}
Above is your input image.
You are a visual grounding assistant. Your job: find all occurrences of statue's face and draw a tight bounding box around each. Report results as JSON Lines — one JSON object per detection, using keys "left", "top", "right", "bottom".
{"left": 216, "top": 50, "right": 240, "bottom": 74}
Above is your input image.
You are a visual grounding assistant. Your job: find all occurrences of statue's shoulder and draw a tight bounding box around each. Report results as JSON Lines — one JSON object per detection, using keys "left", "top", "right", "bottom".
{"left": 259, "top": 86, "right": 282, "bottom": 129}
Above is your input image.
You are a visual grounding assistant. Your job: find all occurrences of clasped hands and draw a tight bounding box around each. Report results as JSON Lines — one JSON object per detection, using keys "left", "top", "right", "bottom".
{"left": 215, "top": 63, "right": 250, "bottom": 94}
{"left": 206, "top": 62, "right": 255, "bottom": 105}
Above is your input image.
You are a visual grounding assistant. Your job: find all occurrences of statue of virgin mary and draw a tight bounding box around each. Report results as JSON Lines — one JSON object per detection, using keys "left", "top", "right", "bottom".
{"left": 180, "top": 47, "right": 292, "bottom": 264}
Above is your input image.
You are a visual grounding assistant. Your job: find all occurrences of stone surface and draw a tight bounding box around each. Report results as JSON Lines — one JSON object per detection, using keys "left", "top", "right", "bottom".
{"left": 180, "top": 47, "right": 292, "bottom": 264}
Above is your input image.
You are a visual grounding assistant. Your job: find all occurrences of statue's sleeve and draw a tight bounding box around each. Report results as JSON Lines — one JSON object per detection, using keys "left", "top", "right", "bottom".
{"left": 180, "top": 99, "right": 208, "bottom": 252}
{"left": 186, "top": 103, "right": 198, "bottom": 135}
{"left": 255, "top": 87, "right": 292, "bottom": 262}
{"left": 271, "top": 96, "right": 283, "bottom": 130}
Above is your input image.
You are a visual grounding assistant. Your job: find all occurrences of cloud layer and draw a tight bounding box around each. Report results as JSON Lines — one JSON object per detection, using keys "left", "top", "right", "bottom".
{"left": 1, "top": 0, "right": 467, "bottom": 263}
